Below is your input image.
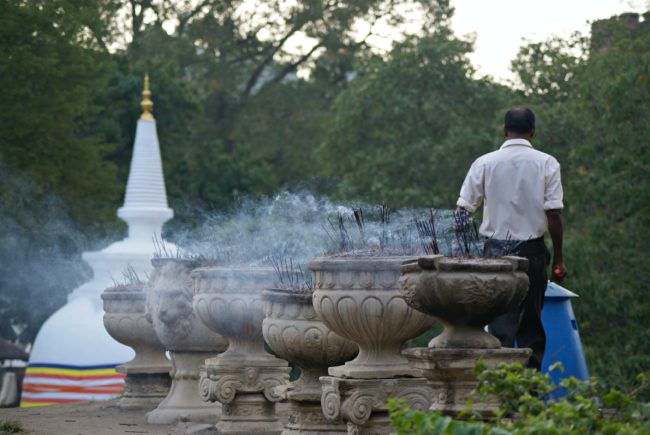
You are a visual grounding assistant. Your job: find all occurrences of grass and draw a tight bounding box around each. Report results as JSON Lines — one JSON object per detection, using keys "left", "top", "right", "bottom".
{"left": 0, "top": 420, "right": 24, "bottom": 435}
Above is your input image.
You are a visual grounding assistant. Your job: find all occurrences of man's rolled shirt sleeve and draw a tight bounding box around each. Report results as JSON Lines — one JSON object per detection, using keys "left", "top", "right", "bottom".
{"left": 456, "top": 162, "right": 484, "bottom": 213}
{"left": 544, "top": 158, "right": 564, "bottom": 210}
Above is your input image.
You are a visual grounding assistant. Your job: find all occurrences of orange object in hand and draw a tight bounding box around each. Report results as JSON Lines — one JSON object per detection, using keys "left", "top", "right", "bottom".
{"left": 552, "top": 265, "right": 567, "bottom": 281}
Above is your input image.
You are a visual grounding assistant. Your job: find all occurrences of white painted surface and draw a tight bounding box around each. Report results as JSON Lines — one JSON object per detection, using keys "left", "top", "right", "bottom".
{"left": 29, "top": 298, "right": 134, "bottom": 365}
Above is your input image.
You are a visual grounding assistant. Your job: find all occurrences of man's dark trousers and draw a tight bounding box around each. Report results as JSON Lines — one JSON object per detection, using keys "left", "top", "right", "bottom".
{"left": 485, "top": 237, "right": 548, "bottom": 370}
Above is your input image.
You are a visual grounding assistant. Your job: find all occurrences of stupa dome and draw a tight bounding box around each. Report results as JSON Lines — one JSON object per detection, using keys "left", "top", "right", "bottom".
{"left": 22, "top": 76, "right": 175, "bottom": 407}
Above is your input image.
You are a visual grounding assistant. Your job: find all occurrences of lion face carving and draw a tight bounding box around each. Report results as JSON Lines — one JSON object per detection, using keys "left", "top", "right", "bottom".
{"left": 147, "top": 261, "right": 197, "bottom": 345}
{"left": 150, "top": 288, "right": 194, "bottom": 343}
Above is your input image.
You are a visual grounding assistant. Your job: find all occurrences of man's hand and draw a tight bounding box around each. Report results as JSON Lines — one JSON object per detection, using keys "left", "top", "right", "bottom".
{"left": 546, "top": 209, "right": 565, "bottom": 282}
{"left": 551, "top": 264, "right": 568, "bottom": 282}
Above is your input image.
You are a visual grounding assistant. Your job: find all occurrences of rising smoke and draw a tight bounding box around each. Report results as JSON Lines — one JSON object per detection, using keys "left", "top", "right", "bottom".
{"left": 169, "top": 191, "right": 470, "bottom": 271}
{"left": 0, "top": 162, "right": 93, "bottom": 343}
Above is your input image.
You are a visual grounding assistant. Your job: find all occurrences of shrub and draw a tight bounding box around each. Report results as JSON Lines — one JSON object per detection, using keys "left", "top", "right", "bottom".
{"left": 389, "top": 362, "right": 650, "bottom": 435}
{"left": 0, "top": 420, "right": 24, "bottom": 435}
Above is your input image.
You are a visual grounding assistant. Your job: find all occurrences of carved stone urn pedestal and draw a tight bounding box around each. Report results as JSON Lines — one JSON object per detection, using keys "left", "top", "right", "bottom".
{"left": 262, "top": 287, "right": 358, "bottom": 434}
{"left": 309, "top": 257, "right": 434, "bottom": 379}
{"left": 320, "top": 377, "right": 432, "bottom": 434}
{"left": 399, "top": 255, "right": 531, "bottom": 416}
{"left": 403, "top": 347, "right": 531, "bottom": 417}
{"left": 101, "top": 282, "right": 171, "bottom": 410}
{"left": 193, "top": 267, "right": 292, "bottom": 435}
{"left": 309, "top": 256, "right": 435, "bottom": 434}
{"left": 145, "top": 259, "right": 229, "bottom": 425}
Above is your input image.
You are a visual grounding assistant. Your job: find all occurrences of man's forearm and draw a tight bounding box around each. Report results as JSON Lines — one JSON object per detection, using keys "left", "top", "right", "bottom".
{"left": 546, "top": 209, "right": 563, "bottom": 265}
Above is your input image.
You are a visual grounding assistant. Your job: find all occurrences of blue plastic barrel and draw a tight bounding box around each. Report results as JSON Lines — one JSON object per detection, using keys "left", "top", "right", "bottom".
{"left": 541, "top": 281, "right": 589, "bottom": 385}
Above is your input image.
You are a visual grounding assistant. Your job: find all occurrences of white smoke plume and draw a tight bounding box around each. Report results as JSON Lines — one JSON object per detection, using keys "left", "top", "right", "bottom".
{"left": 170, "top": 192, "right": 473, "bottom": 271}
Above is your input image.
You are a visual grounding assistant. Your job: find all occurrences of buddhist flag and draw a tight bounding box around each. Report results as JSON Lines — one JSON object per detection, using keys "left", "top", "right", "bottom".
{"left": 20, "top": 363, "right": 125, "bottom": 407}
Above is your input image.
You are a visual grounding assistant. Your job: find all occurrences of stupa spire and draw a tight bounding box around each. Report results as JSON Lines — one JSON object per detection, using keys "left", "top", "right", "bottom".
{"left": 117, "top": 74, "right": 173, "bottom": 241}
{"left": 140, "top": 74, "right": 154, "bottom": 121}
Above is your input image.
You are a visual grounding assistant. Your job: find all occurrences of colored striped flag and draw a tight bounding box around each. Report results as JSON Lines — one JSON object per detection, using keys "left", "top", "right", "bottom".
{"left": 20, "top": 363, "right": 125, "bottom": 407}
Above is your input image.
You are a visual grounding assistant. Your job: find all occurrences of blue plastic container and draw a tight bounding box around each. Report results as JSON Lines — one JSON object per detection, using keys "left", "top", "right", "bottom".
{"left": 541, "top": 282, "right": 589, "bottom": 385}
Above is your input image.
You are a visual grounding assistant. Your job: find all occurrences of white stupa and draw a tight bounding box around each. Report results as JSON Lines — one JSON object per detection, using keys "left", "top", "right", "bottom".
{"left": 21, "top": 76, "right": 175, "bottom": 407}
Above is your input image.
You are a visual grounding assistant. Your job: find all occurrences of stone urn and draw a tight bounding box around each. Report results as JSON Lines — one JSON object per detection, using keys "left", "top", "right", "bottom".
{"left": 101, "top": 282, "right": 171, "bottom": 410}
{"left": 399, "top": 255, "right": 531, "bottom": 416}
{"left": 399, "top": 255, "right": 529, "bottom": 349}
{"left": 193, "top": 266, "right": 292, "bottom": 435}
{"left": 145, "top": 259, "right": 228, "bottom": 425}
{"left": 309, "top": 256, "right": 435, "bottom": 378}
{"left": 262, "top": 287, "right": 358, "bottom": 434}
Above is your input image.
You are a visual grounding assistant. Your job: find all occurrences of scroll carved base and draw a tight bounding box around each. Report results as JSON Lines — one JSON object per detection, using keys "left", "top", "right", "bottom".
{"left": 146, "top": 351, "right": 221, "bottom": 425}
{"left": 200, "top": 363, "right": 291, "bottom": 435}
{"left": 403, "top": 347, "right": 532, "bottom": 417}
{"left": 320, "top": 377, "right": 433, "bottom": 435}
{"left": 116, "top": 365, "right": 171, "bottom": 410}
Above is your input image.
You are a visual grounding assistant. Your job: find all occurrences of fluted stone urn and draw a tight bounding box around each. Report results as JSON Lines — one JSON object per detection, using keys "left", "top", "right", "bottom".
{"left": 399, "top": 255, "right": 529, "bottom": 349}
{"left": 193, "top": 266, "right": 292, "bottom": 435}
{"left": 309, "top": 256, "right": 435, "bottom": 378}
{"left": 262, "top": 287, "right": 358, "bottom": 434}
{"left": 399, "top": 255, "right": 532, "bottom": 416}
{"left": 145, "top": 259, "right": 228, "bottom": 425}
{"left": 101, "top": 282, "right": 171, "bottom": 410}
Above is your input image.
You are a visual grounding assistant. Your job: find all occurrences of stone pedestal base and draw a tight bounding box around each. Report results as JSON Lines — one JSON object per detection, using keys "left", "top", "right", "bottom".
{"left": 403, "top": 347, "right": 531, "bottom": 417}
{"left": 284, "top": 400, "right": 347, "bottom": 435}
{"left": 116, "top": 363, "right": 171, "bottom": 410}
{"left": 217, "top": 393, "right": 282, "bottom": 434}
{"left": 275, "top": 385, "right": 347, "bottom": 435}
{"left": 200, "top": 363, "right": 291, "bottom": 435}
{"left": 146, "top": 351, "right": 221, "bottom": 425}
{"left": 320, "top": 377, "right": 433, "bottom": 435}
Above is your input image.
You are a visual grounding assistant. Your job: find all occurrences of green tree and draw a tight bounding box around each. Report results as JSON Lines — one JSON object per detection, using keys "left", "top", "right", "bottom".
{"left": 0, "top": 0, "right": 121, "bottom": 341}
{"left": 566, "top": 13, "right": 650, "bottom": 391}
{"left": 317, "top": 27, "right": 509, "bottom": 207}
{"left": 81, "top": 0, "right": 459, "bottom": 226}
{"left": 511, "top": 12, "right": 650, "bottom": 394}
{"left": 0, "top": 0, "right": 121, "bottom": 231}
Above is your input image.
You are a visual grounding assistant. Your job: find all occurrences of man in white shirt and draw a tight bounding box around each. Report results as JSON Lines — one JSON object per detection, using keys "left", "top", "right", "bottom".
{"left": 456, "top": 106, "right": 567, "bottom": 370}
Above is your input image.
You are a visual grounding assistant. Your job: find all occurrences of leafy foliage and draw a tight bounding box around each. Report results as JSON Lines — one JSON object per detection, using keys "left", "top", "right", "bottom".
{"left": 317, "top": 28, "right": 508, "bottom": 207}
{"left": 0, "top": 0, "right": 121, "bottom": 232}
{"left": 0, "top": 420, "right": 24, "bottom": 435}
{"left": 389, "top": 362, "right": 650, "bottom": 435}
{"left": 511, "top": 13, "right": 650, "bottom": 395}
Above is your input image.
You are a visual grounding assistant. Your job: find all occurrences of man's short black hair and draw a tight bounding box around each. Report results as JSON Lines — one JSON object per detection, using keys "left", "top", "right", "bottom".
{"left": 504, "top": 107, "right": 535, "bottom": 134}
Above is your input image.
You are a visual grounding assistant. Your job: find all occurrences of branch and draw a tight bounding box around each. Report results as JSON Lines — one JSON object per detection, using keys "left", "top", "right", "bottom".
{"left": 176, "top": 0, "right": 214, "bottom": 37}
{"left": 82, "top": 21, "right": 110, "bottom": 53}
{"left": 130, "top": 0, "right": 140, "bottom": 38}
{"left": 226, "top": 20, "right": 276, "bottom": 62}
{"left": 130, "top": 0, "right": 151, "bottom": 42}
{"left": 267, "top": 42, "right": 323, "bottom": 87}
{"left": 240, "top": 22, "right": 304, "bottom": 99}
{"left": 228, "top": 48, "right": 268, "bottom": 65}
{"left": 91, "top": 29, "right": 109, "bottom": 53}
{"left": 130, "top": 0, "right": 167, "bottom": 47}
